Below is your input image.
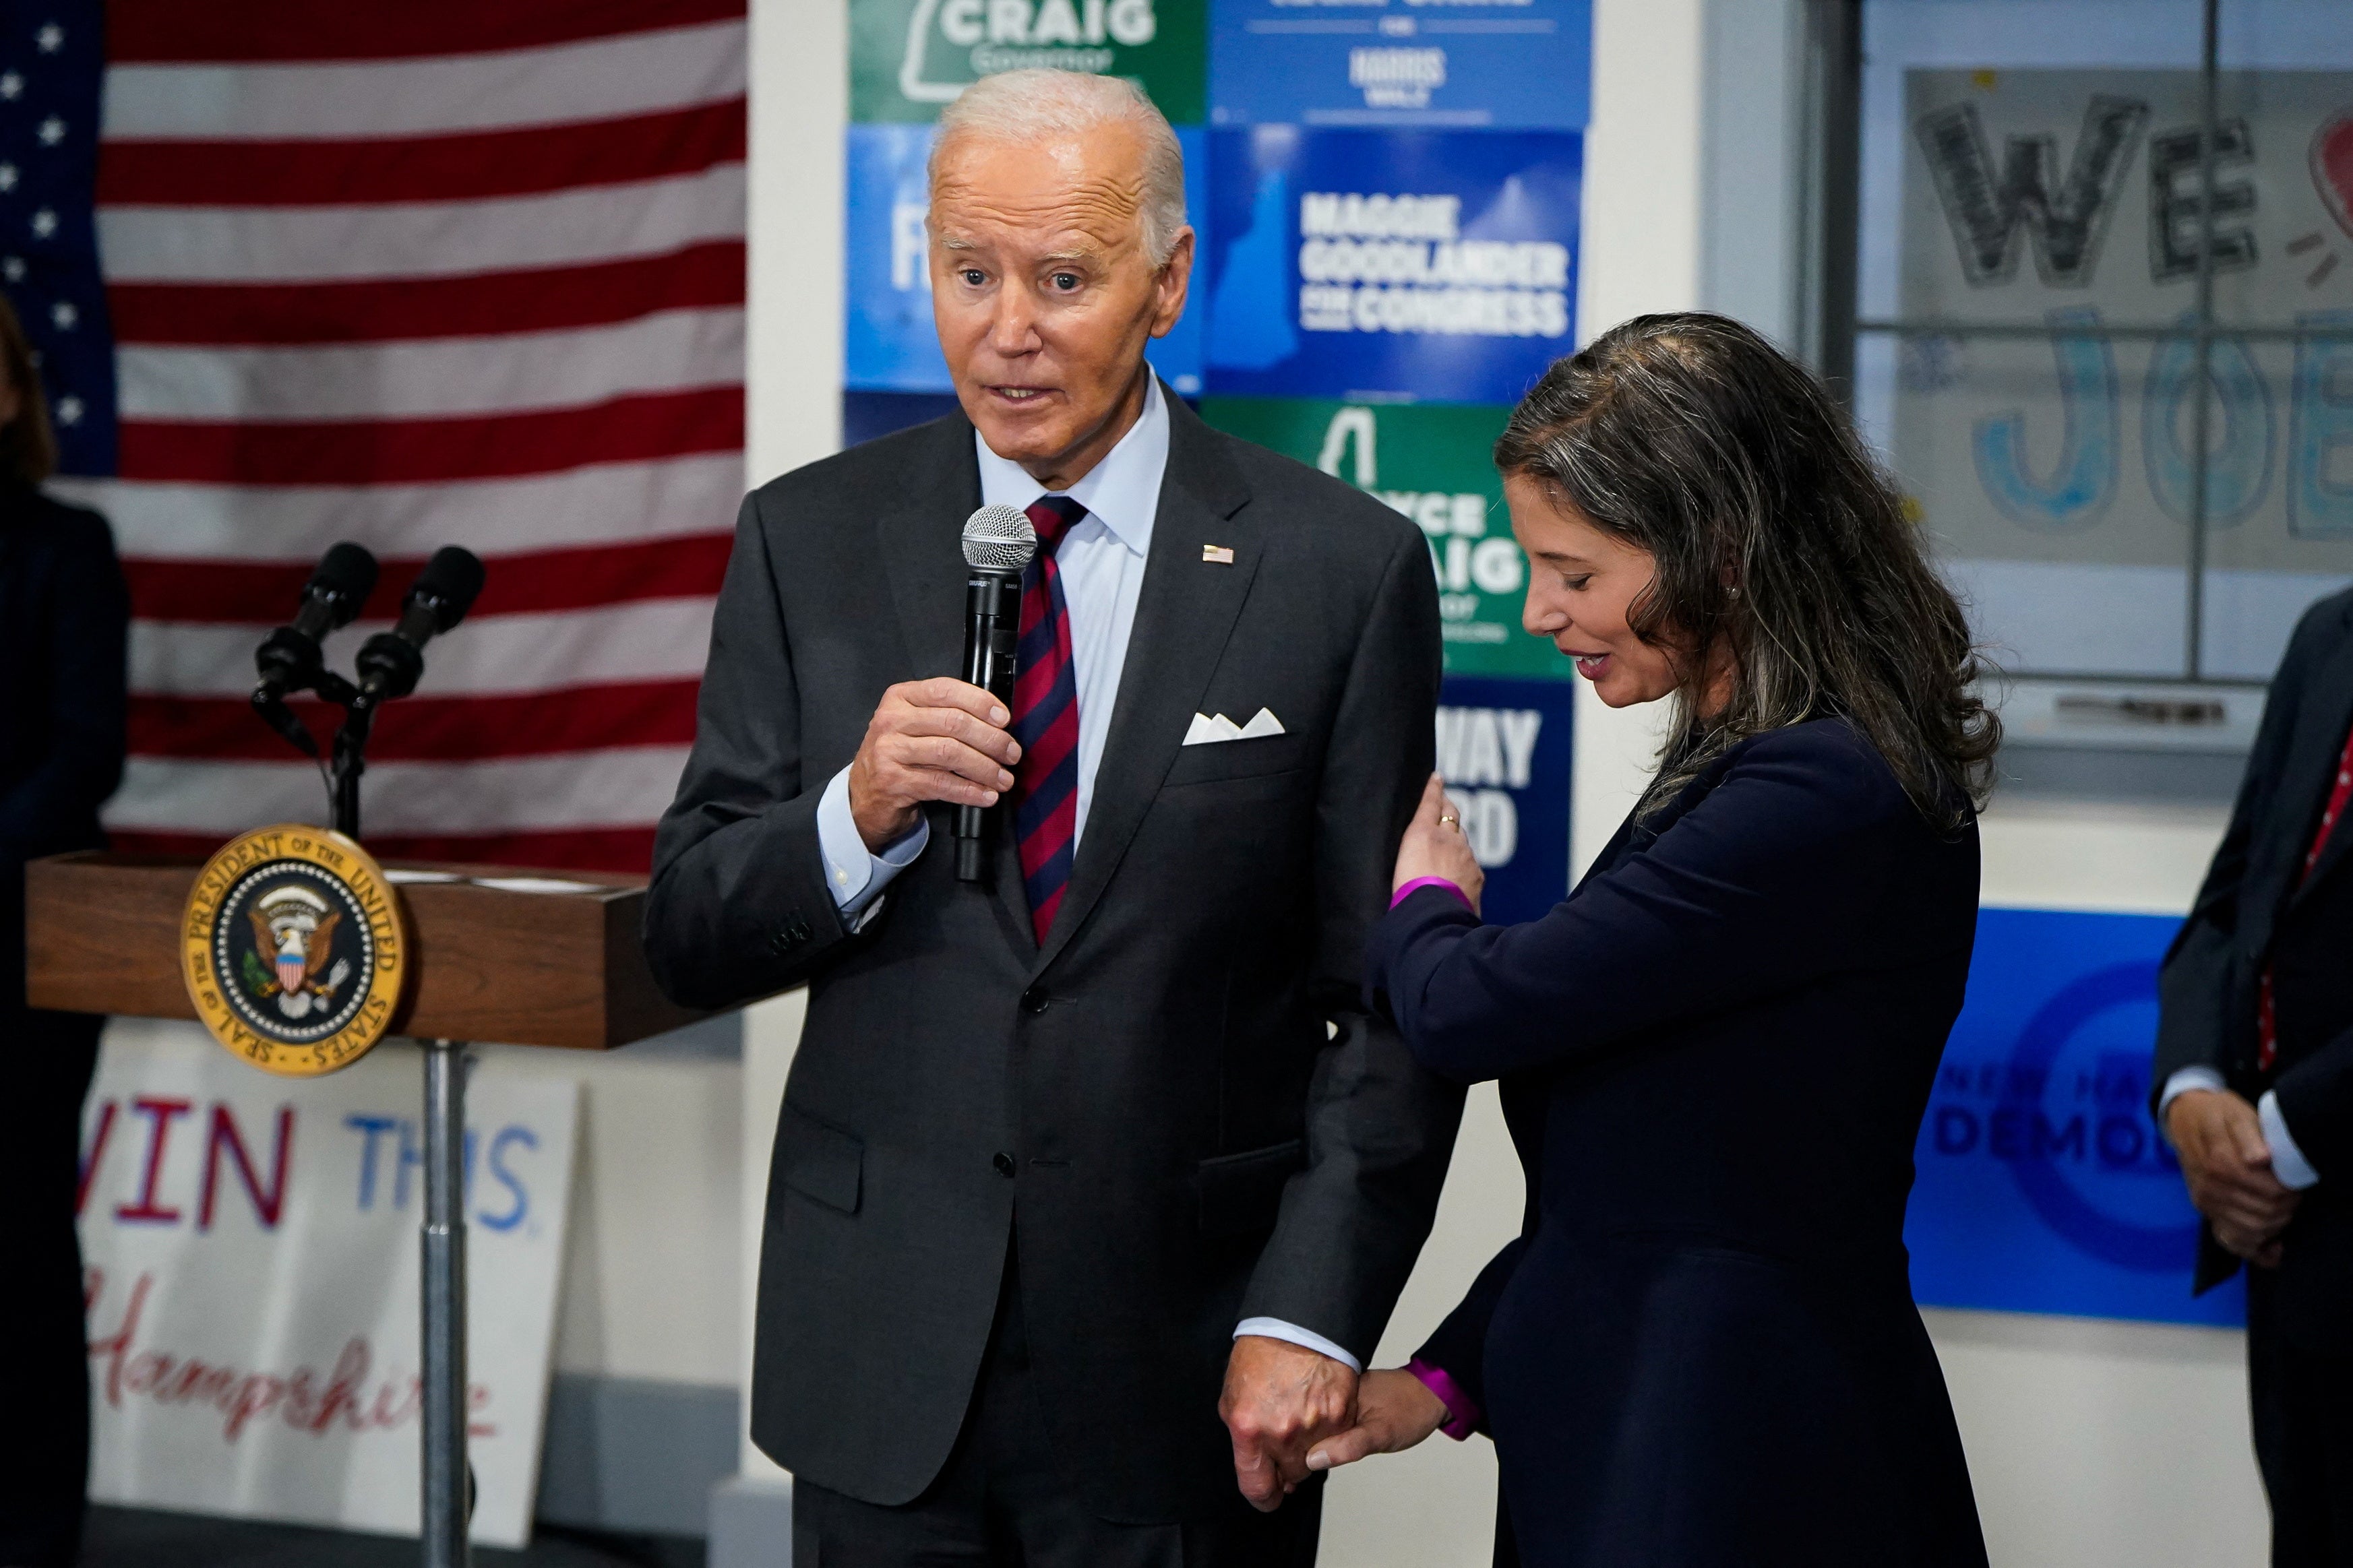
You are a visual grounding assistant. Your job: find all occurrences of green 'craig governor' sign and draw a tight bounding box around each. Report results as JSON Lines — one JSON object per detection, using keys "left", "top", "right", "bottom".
{"left": 1202, "top": 398, "right": 1570, "bottom": 681}
{"left": 852, "top": 0, "right": 1206, "bottom": 124}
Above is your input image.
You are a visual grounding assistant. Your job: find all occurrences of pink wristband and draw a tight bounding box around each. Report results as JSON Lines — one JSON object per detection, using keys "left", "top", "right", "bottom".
{"left": 1391, "top": 876, "right": 1471, "bottom": 912}
{"left": 1405, "top": 1356, "right": 1480, "bottom": 1440}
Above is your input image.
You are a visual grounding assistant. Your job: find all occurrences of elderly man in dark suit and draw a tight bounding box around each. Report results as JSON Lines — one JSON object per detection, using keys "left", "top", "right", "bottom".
{"left": 645, "top": 67, "right": 1460, "bottom": 1566}
{"left": 2158, "top": 584, "right": 2353, "bottom": 1565}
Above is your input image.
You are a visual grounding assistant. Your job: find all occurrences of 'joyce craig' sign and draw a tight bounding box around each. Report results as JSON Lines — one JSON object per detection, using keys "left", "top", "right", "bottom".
{"left": 853, "top": 0, "right": 1204, "bottom": 123}
{"left": 1204, "top": 127, "right": 1582, "bottom": 403}
{"left": 1202, "top": 396, "right": 1570, "bottom": 678}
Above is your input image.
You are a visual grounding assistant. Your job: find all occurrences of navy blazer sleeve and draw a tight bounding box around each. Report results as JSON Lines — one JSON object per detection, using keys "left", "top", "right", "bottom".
{"left": 0, "top": 505, "right": 127, "bottom": 854}
{"left": 1365, "top": 726, "right": 1909, "bottom": 1086}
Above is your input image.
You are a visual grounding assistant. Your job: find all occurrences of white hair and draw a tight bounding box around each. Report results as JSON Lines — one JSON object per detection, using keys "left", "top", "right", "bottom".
{"left": 929, "top": 68, "right": 1187, "bottom": 268}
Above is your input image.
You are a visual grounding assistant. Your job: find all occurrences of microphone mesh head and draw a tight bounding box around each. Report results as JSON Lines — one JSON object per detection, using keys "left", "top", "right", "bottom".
{"left": 961, "top": 504, "right": 1037, "bottom": 571}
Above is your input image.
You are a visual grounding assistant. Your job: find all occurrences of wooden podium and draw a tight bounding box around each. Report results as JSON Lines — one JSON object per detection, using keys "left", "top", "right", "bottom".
{"left": 26, "top": 848, "right": 708, "bottom": 1568}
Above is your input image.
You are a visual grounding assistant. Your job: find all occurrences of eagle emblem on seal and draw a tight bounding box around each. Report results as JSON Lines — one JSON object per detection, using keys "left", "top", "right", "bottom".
{"left": 239, "top": 884, "right": 354, "bottom": 1021}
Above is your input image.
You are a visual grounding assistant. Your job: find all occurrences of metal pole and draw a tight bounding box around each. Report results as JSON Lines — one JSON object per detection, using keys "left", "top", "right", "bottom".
{"left": 2184, "top": 0, "right": 2220, "bottom": 681}
{"left": 420, "top": 1038, "right": 470, "bottom": 1568}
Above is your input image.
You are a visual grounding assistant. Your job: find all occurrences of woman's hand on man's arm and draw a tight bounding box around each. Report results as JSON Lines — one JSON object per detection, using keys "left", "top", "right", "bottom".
{"left": 1391, "top": 772, "right": 1484, "bottom": 914}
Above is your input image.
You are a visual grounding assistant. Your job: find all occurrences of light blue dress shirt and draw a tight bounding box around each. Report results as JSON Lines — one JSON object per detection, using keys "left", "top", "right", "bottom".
{"left": 811, "top": 377, "right": 1361, "bottom": 1371}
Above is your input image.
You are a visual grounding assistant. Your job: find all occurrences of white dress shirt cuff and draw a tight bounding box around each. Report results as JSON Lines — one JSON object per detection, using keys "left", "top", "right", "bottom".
{"left": 2156, "top": 1067, "right": 2229, "bottom": 1146}
{"left": 816, "top": 765, "right": 928, "bottom": 927}
{"left": 1233, "top": 1318, "right": 1364, "bottom": 1375}
{"left": 2259, "top": 1090, "right": 2321, "bottom": 1191}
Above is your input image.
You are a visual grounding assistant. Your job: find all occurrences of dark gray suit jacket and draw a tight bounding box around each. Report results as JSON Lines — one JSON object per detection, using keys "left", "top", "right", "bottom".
{"left": 644, "top": 389, "right": 1463, "bottom": 1522}
{"left": 2156, "top": 586, "right": 2353, "bottom": 1338}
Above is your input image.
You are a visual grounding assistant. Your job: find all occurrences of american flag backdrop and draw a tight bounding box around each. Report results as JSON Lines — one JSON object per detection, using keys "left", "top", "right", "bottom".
{"left": 10, "top": 1, "right": 747, "bottom": 871}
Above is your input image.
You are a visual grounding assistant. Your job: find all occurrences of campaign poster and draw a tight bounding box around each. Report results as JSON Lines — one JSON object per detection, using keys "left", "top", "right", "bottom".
{"left": 1903, "top": 907, "right": 2242, "bottom": 1329}
{"left": 1202, "top": 127, "right": 1581, "bottom": 404}
{"left": 845, "top": 123, "right": 1208, "bottom": 396}
{"left": 1891, "top": 69, "right": 2353, "bottom": 681}
{"left": 80, "top": 1023, "right": 580, "bottom": 1546}
{"left": 1433, "top": 675, "right": 1574, "bottom": 926}
{"left": 851, "top": 0, "right": 1206, "bottom": 124}
{"left": 1209, "top": 0, "right": 1591, "bottom": 131}
{"left": 1201, "top": 396, "right": 1568, "bottom": 679}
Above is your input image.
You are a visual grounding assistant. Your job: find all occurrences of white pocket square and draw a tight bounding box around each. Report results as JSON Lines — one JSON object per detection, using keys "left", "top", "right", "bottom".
{"left": 1183, "top": 708, "right": 1285, "bottom": 745}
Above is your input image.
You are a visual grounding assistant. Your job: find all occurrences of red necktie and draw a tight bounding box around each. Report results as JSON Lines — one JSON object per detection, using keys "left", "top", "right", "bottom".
{"left": 1010, "top": 496, "right": 1084, "bottom": 944}
{"left": 2257, "top": 717, "right": 2353, "bottom": 1070}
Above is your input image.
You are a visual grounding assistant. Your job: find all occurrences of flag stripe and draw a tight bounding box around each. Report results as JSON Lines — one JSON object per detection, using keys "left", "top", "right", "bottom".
{"left": 61, "top": 455, "right": 744, "bottom": 561}
{"left": 106, "top": 825, "right": 661, "bottom": 875}
{"left": 122, "top": 534, "right": 731, "bottom": 623}
{"left": 109, "top": 0, "right": 748, "bottom": 66}
{"left": 106, "top": 747, "right": 692, "bottom": 835}
{"left": 100, "top": 22, "right": 745, "bottom": 141}
{"left": 119, "top": 307, "right": 742, "bottom": 421}
{"left": 96, "top": 163, "right": 745, "bottom": 282}
{"left": 119, "top": 385, "right": 742, "bottom": 485}
{"left": 131, "top": 680, "right": 700, "bottom": 763}
{"left": 100, "top": 98, "right": 745, "bottom": 208}
{"left": 131, "top": 599, "right": 717, "bottom": 698}
{"left": 107, "top": 243, "right": 745, "bottom": 348}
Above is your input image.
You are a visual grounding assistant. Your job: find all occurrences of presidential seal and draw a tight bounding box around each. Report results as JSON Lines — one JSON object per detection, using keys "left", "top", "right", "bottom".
{"left": 182, "top": 825, "right": 408, "bottom": 1076}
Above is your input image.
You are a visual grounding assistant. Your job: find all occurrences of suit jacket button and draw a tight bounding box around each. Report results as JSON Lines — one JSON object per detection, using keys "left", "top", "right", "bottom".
{"left": 1020, "top": 986, "right": 1049, "bottom": 1014}
{"left": 993, "top": 1152, "right": 1018, "bottom": 1178}
{"left": 788, "top": 918, "right": 813, "bottom": 943}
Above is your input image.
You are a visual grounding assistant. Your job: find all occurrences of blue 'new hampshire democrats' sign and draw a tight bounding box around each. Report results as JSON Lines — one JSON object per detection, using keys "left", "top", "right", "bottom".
{"left": 1905, "top": 907, "right": 2243, "bottom": 1328}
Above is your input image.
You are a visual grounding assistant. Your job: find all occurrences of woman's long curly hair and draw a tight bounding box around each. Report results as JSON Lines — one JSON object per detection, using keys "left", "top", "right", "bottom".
{"left": 1494, "top": 312, "right": 1999, "bottom": 831}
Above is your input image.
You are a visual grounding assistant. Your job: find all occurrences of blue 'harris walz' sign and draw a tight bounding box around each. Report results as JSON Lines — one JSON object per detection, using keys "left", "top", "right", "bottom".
{"left": 1209, "top": 0, "right": 1592, "bottom": 131}
{"left": 1203, "top": 128, "right": 1583, "bottom": 405}
{"left": 1905, "top": 906, "right": 2243, "bottom": 1328}
{"left": 1434, "top": 675, "right": 1574, "bottom": 927}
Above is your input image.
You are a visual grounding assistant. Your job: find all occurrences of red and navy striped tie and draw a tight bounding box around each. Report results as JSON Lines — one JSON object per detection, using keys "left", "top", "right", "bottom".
{"left": 1011, "top": 495, "right": 1087, "bottom": 943}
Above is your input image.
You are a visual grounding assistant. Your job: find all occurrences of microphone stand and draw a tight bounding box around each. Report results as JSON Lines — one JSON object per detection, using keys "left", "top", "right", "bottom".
{"left": 320, "top": 677, "right": 375, "bottom": 840}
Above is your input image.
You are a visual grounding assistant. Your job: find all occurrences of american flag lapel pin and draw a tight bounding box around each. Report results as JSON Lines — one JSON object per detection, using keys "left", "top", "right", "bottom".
{"left": 1202, "top": 544, "right": 1235, "bottom": 565}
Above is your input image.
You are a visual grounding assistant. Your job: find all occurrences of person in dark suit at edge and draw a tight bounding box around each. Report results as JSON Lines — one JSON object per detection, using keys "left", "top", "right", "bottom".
{"left": 1303, "top": 315, "right": 1994, "bottom": 1567}
{"left": 0, "top": 290, "right": 129, "bottom": 1568}
{"left": 2156, "top": 584, "right": 2353, "bottom": 1566}
{"left": 643, "top": 68, "right": 1461, "bottom": 1565}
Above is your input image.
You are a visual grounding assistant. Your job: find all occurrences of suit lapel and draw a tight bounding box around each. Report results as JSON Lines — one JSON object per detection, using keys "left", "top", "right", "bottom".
{"left": 872, "top": 412, "right": 983, "bottom": 684}
{"left": 1032, "top": 398, "right": 1256, "bottom": 973}
{"left": 2286, "top": 615, "right": 2353, "bottom": 912}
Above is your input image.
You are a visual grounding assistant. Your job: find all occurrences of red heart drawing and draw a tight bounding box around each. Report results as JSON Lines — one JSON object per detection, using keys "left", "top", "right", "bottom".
{"left": 2315, "top": 113, "right": 2353, "bottom": 241}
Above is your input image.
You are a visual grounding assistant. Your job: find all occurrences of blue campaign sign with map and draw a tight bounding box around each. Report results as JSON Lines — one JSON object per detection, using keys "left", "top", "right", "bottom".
{"left": 1203, "top": 127, "right": 1581, "bottom": 404}
{"left": 1904, "top": 906, "right": 2244, "bottom": 1328}
{"left": 1210, "top": 0, "right": 1591, "bottom": 131}
{"left": 845, "top": 123, "right": 1208, "bottom": 395}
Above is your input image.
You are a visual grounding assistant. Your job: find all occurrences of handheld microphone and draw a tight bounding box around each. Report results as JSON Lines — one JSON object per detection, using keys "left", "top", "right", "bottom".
{"left": 954, "top": 505, "right": 1035, "bottom": 881}
{"left": 355, "top": 546, "right": 487, "bottom": 702}
{"left": 251, "top": 542, "right": 379, "bottom": 755}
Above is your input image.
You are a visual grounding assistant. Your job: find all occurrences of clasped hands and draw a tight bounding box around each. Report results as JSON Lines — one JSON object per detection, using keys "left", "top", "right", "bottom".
{"left": 2167, "top": 1088, "right": 2300, "bottom": 1267}
{"left": 1219, "top": 1338, "right": 1456, "bottom": 1509}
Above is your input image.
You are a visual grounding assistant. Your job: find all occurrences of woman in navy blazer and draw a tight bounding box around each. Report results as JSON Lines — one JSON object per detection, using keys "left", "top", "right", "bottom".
{"left": 1308, "top": 315, "right": 1996, "bottom": 1567}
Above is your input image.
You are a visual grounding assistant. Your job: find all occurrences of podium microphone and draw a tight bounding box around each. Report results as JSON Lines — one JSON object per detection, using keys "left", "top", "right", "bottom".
{"left": 954, "top": 505, "right": 1035, "bottom": 881}
{"left": 251, "top": 541, "right": 379, "bottom": 754}
{"left": 356, "top": 546, "right": 487, "bottom": 703}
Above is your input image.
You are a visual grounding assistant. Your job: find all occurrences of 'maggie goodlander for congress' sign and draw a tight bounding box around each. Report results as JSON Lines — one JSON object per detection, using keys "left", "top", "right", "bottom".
{"left": 78, "top": 1023, "right": 579, "bottom": 1548}
{"left": 1203, "top": 127, "right": 1584, "bottom": 404}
